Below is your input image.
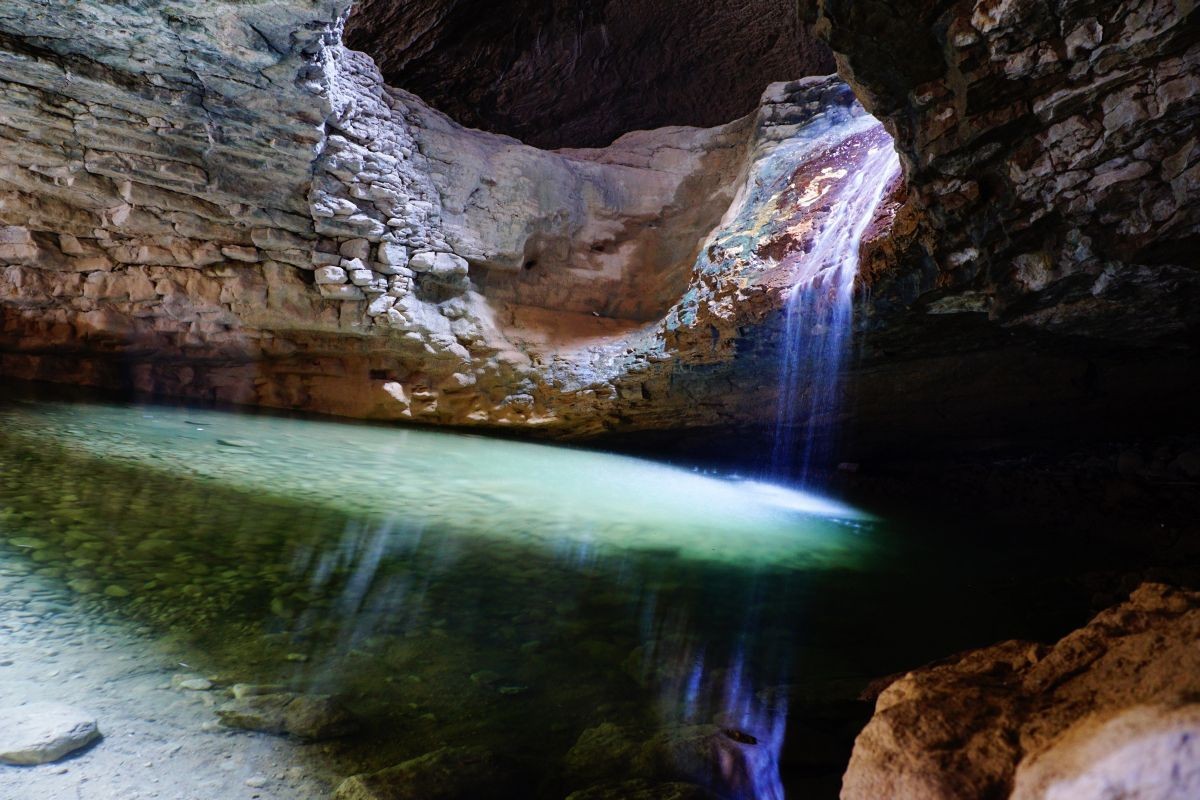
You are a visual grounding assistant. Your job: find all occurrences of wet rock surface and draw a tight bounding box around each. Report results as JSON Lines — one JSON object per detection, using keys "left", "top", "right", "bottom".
{"left": 217, "top": 692, "right": 359, "bottom": 741}
{"left": 842, "top": 583, "right": 1200, "bottom": 800}
{"left": 332, "top": 746, "right": 514, "bottom": 800}
{"left": 0, "top": 0, "right": 886, "bottom": 441}
{"left": 0, "top": 702, "right": 100, "bottom": 765}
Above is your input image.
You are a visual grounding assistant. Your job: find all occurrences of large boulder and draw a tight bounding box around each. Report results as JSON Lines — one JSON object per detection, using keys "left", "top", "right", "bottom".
{"left": 841, "top": 583, "right": 1200, "bottom": 799}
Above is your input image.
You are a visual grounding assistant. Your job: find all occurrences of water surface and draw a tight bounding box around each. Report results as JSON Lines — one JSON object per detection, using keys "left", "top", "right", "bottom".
{"left": 0, "top": 396, "right": 889, "bottom": 798}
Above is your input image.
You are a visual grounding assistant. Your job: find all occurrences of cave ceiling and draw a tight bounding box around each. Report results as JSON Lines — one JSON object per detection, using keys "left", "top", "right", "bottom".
{"left": 344, "top": 0, "right": 836, "bottom": 148}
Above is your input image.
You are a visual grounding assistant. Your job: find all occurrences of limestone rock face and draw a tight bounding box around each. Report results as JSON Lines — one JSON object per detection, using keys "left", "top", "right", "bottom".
{"left": 0, "top": 0, "right": 1196, "bottom": 451}
{"left": 1011, "top": 705, "right": 1200, "bottom": 800}
{"left": 0, "top": 0, "right": 883, "bottom": 438}
{"left": 841, "top": 583, "right": 1200, "bottom": 800}
{"left": 0, "top": 702, "right": 101, "bottom": 765}
{"left": 344, "top": 0, "right": 835, "bottom": 148}
{"left": 808, "top": 0, "right": 1200, "bottom": 345}
{"left": 563, "top": 721, "right": 779, "bottom": 798}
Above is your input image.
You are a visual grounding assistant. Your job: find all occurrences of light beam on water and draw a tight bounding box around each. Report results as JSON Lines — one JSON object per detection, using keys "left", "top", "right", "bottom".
{"left": 0, "top": 381, "right": 882, "bottom": 797}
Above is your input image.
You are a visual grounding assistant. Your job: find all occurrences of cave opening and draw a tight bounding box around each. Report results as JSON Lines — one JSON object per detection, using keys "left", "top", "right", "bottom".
{"left": 343, "top": 0, "right": 835, "bottom": 149}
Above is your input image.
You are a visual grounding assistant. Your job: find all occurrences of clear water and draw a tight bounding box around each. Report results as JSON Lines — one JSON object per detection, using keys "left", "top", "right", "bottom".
{"left": 0, "top": 395, "right": 1111, "bottom": 798}
{"left": 772, "top": 124, "right": 901, "bottom": 481}
{"left": 0, "top": 396, "right": 888, "bottom": 798}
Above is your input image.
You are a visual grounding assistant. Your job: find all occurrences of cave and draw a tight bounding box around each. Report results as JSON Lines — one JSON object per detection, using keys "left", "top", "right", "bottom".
{"left": 0, "top": 1, "right": 1199, "bottom": 799}
{"left": 342, "top": 0, "right": 836, "bottom": 148}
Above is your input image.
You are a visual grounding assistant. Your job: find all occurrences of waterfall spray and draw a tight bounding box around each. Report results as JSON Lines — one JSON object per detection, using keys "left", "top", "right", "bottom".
{"left": 771, "top": 124, "right": 900, "bottom": 482}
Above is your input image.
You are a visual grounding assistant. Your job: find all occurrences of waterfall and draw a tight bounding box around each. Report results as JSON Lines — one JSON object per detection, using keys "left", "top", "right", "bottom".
{"left": 771, "top": 124, "right": 900, "bottom": 482}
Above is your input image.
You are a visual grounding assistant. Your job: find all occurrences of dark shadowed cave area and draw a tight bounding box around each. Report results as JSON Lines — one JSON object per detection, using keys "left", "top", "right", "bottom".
{"left": 344, "top": 0, "right": 836, "bottom": 148}
{"left": 0, "top": 1, "right": 1198, "bottom": 799}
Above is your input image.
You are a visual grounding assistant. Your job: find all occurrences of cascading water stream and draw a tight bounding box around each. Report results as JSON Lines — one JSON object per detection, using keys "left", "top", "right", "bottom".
{"left": 771, "top": 124, "right": 901, "bottom": 482}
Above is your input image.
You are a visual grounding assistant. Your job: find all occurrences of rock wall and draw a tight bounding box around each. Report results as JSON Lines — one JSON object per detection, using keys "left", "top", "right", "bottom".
{"left": 0, "top": 0, "right": 883, "bottom": 437}
{"left": 842, "top": 583, "right": 1200, "bottom": 800}
{"left": 808, "top": 0, "right": 1200, "bottom": 344}
{"left": 344, "top": 0, "right": 836, "bottom": 149}
{"left": 1, "top": 0, "right": 1197, "bottom": 454}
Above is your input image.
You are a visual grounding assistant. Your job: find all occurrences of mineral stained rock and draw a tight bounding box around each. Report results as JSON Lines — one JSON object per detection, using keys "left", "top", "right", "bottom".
{"left": 841, "top": 583, "right": 1200, "bottom": 800}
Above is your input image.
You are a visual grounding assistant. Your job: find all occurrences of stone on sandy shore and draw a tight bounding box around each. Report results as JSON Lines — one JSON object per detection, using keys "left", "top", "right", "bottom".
{"left": 0, "top": 702, "right": 100, "bottom": 765}
{"left": 333, "top": 746, "right": 511, "bottom": 800}
{"left": 216, "top": 692, "right": 358, "bottom": 740}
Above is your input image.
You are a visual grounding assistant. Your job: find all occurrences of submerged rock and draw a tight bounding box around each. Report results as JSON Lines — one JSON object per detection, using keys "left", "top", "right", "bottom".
{"left": 0, "top": 702, "right": 101, "bottom": 765}
{"left": 564, "top": 721, "right": 768, "bottom": 796}
{"left": 216, "top": 692, "right": 358, "bottom": 740}
{"left": 842, "top": 583, "right": 1200, "bottom": 800}
{"left": 636, "top": 724, "right": 764, "bottom": 797}
{"left": 332, "top": 746, "right": 513, "bottom": 800}
{"left": 565, "top": 779, "right": 721, "bottom": 800}
{"left": 564, "top": 722, "right": 641, "bottom": 785}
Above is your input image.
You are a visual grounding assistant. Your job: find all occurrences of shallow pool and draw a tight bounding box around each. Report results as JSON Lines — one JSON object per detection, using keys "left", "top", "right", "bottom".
{"left": 0, "top": 395, "right": 1097, "bottom": 799}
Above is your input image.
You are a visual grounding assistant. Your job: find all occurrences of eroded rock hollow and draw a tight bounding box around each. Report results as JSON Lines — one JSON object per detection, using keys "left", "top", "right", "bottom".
{"left": 0, "top": 0, "right": 1197, "bottom": 454}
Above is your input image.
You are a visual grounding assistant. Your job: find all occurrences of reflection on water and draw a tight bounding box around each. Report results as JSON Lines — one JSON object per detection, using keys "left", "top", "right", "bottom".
{"left": 0, "top": 398, "right": 880, "bottom": 797}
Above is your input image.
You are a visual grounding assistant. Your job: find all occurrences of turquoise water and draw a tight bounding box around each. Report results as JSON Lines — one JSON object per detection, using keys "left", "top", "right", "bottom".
{"left": 1, "top": 394, "right": 1135, "bottom": 798}
{"left": 0, "top": 396, "right": 893, "bottom": 798}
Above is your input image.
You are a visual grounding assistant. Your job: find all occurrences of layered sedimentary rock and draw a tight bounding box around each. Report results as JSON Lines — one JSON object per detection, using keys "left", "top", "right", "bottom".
{"left": 0, "top": 0, "right": 891, "bottom": 435}
{"left": 810, "top": 0, "right": 1200, "bottom": 342}
{"left": 841, "top": 583, "right": 1200, "bottom": 800}
{"left": 0, "top": 0, "right": 1197, "bottom": 450}
{"left": 344, "top": 0, "right": 836, "bottom": 149}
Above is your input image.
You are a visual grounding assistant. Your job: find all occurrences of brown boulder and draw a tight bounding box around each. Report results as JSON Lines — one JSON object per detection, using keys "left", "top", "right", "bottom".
{"left": 842, "top": 583, "right": 1200, "bottom": 800}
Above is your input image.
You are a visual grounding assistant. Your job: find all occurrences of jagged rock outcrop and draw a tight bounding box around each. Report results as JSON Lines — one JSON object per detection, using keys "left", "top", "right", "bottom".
{"left": 809, "top": 0, "right": 1200, "bottom": 343}
{"left": 841, "top": 583, "right": 1200, "bottom": 800}
{"left": 344, "top": 0, "right": 835, "bottom": 149}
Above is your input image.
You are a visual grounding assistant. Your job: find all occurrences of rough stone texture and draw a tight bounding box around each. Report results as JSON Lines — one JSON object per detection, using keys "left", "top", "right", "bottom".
{"left": 0, "top": 702, "right": 100, "bottom": 765}
{"left": 216, "top": 692, "right": 358, "bottom": 740}
{"left": 0, "top": 0, "right": 1197, "bottom": 455}
{"left": 0, "top": 0, "right": 886, "bottom": 439}
{"left": 343, "top": 0, "right": 835, "bottom": 148}
{"left": 841, "top": 583, "right": 1200, "bottom": 800}
{"left": 807, "top": 0, "right": 1200, "bottom": 345}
